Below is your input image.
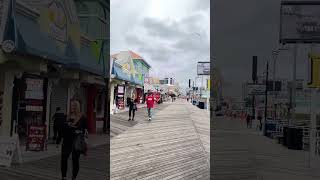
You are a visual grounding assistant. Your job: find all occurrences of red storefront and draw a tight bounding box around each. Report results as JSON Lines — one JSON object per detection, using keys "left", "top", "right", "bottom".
{"left": 85, "top": 84, "right": 106, "bottom": 134}
{"left": 135, "top": 87, "right": 144, "bottom": 104}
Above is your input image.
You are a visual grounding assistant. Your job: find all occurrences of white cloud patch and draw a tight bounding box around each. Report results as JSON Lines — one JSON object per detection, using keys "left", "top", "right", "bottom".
{"left": 111, "top": 0, "right": 210, "bottom": 89}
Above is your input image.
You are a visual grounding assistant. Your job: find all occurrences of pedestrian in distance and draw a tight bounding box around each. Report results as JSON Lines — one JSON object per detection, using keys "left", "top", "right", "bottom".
{"left": 146, "top": 90, "right": 157, "bottom": 121}
{"left": 52, "top": 107, "right": 66, "bottom": 141}
{"left": 258, "top": 115, "right": 262, "bottom": 131}
{"left": 53, "top": 107, "right": 66, "bottom": 142}
{"left": 128, "top": 96, "right": 138, "bottom": 121}
{"left": 57, "top": 99, "right": 88, "bottom": 180}
{"left": 246, "top": 114, "right": 251, "bottom": 128}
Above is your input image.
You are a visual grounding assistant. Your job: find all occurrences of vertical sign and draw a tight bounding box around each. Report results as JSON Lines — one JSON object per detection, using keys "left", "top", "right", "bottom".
{"left": 308, "top": 53, "right": 320, "bottom": 88}
{"left": 252, "top": 56, "right": 257, "bottom": 83}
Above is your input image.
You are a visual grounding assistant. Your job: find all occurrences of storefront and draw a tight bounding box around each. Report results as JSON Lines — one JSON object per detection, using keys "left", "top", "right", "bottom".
{"left": 116, "top": 85, "right": 125, "bottom": 110}
{"left": 94, "top": 88, "right": 105, "bottom": 133}
{"left": 110, "top": 61, "right": 131, "bottom": 113}
{"left": 48, "top": 79, "right": 68, "bottom": 139}
{"left": 12, "top": 73, "right": 48, "bottom": 151}
{"left": 135, "top": 87, "right": 144, "bottom": 104}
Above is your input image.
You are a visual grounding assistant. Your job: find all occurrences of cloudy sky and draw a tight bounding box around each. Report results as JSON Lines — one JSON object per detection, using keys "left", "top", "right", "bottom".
{"left": 111, "top": 0, "right": 210, "bottom": 90}
{"left": 213, "top": 0, "right": 316, "bottom": 98}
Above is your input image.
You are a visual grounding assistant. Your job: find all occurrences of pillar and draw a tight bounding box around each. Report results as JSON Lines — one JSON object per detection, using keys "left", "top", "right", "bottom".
{"left": 45, "top": 80, "right": 52, "bottom": 139}
{"left": 0, "top": 71, "right": 14, "bottom": 136}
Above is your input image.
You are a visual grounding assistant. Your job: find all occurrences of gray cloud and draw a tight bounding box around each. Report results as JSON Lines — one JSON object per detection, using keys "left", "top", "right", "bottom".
{"left": 142, "top": 18, "right": 187, "bottom": 40}
{"left": 112, "top": 0, "right": 210, "bottom": 88}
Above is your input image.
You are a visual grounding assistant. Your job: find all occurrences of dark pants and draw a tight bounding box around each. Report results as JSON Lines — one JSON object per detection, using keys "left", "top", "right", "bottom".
{"left": 61, "top": 145, "right": 81, "bottom": 179}
{"left": 53, "top": 126, "right": 59, "bottom": 140}
{"left": 246, "top": 120, "right": 250, "bottom": 128}
{"left": 129, "top": 108, "right": 135, "bottom": 119}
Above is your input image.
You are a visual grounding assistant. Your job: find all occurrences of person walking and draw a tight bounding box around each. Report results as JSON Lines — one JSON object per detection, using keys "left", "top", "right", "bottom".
{"left": 128, "top": 96, "right": 138, "bottom": 121}
{"left": 258, "top": 115, "right": 262, "bottom": 131}
{"left": 52, "top": 107, "right": 66, "bottom": 142}
{"left": 146, "top": 90, "right": 156, "bottom": 121}
{"left": 57, "top": 99, "right": 88, "bottom": 180}
{"left": 246, "top": 114, "right": 251, "bottom": 128}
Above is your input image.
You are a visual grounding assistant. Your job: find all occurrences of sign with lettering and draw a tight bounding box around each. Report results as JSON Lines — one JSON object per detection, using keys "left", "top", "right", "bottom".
{"left": 308, "top": 53, "right": 320, "bottom": 88}
{"left": 247, "top": 84, "right": 266, "bottom": 95}
{"left": 118, "top": 99, "right": 124, "bottom": 110}
{"left": 197, "top": 62, "right": 210, "bottom": 75}
{"left": 0, "top": 136, "right": 22, "bottom": 167}
{"left": 26, "top": 126, "right": 46, "bottom": 151}
{"left": 280, "top": 1, "right": 320, "bottom": 43}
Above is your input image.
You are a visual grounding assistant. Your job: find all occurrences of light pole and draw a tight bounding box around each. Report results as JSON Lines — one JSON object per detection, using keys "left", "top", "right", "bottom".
{"left": 272, "top": 47, "right": 289, "bottom": 120}
{"left": 264, "top": 61, "right": 269, "bottom": 136}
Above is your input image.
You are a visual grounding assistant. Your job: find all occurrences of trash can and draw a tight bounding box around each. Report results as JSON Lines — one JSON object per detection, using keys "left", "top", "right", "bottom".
{"left": 198, "top": 102, "right": 205, "bottom": 109}
{"left": 265, "top": 122, "right": 276, "bottom": 138}
{"left": 287, "top": 127, "right": 303, "bottom": 150}
{"left": 282, "top": 126, "right": 288, "bottom": 146}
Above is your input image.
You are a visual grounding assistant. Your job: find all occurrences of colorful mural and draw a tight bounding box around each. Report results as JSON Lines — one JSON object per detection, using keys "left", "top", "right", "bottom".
{"left": 1, "top": 0, "right": 108, "bottom": 76}
{"left": 39, "top": 0, "right": 81, "bottom": 53}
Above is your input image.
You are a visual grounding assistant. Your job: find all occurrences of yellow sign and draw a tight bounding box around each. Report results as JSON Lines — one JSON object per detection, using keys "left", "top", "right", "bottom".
{"left": 39, "top": 0, "right": 80, "bottom": 52}
{"left": 308, "top": 53, "right": 320, "bottom": 88}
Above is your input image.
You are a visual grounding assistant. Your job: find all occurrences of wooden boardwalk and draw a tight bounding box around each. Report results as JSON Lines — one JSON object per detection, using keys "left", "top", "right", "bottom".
{"left": 212, "top": 116, "right": 320, "bottom": 180}
{"left": 0, "top": 145, "right": 108, "bottom": 180}
{"left": 0, "top": 101, "right": 209, "bottom": 180}
{"left": 110, "top": 100, "right": 210, "bottom": 180}
{"left": 110, "top": 104, "right": 168, "bottom": 138}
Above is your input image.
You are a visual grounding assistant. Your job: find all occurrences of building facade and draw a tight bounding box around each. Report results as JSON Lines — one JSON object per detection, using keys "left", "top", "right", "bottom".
{"left": 0, "top": 0, "right": 109, "bottom": 150}
{"left": 110, "top": 51, "right": 151, "bottom": 114}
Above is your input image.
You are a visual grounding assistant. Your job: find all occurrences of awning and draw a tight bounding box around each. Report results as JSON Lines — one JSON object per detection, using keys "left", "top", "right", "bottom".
{"left": 112, "top": 64, "right": 131, "bottom": 82}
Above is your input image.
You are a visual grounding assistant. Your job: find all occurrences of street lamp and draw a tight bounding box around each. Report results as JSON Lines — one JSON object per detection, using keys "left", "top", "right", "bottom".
{"left": 272, "top": 47, "right": 289, "bottom": 120}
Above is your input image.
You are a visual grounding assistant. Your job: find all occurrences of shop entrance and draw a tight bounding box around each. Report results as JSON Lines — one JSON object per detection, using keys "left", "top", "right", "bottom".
{"left": 12, "top": 73, "right": 48, "bottom": 151}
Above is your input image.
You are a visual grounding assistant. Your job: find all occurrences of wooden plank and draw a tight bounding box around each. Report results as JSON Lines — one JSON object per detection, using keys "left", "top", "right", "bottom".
{"left": 111, "top": 100, "right": 210, "bottom": 179}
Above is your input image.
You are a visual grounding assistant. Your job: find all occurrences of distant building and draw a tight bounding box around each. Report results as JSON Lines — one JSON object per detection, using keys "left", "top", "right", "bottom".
{"left": 160, "top": 77, "right": 175, "bottom": 85}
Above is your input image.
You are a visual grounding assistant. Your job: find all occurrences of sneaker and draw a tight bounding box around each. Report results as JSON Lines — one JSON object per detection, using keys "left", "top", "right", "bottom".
{"left": 132, "top": 118, "right": 134, "bottom": 121}
{"left": 128, "top": 118, "right": 131, "bottom": 121}
{"left": 148, "top": 118, "right": 151, "bottom": 121}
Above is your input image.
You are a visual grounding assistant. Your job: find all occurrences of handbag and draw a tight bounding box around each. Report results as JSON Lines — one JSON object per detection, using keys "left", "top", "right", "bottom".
{"left": 133, "top": 104, "right": 137, "bottom": 110}
{"left": 73, "top": 132, "right": 87, "bottom": 154}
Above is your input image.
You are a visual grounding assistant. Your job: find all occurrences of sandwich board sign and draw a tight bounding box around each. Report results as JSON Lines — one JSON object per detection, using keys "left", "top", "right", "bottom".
{"left": 0, "top": 135, "right": 22, "bottom": 167}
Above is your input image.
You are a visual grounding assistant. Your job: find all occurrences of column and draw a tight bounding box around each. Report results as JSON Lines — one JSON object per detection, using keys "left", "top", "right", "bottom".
{"left": 45, "top": 80, "right": 52, "bottom": 139}
{"left": 0, "top": 71, "right": 14, "bottom": 136}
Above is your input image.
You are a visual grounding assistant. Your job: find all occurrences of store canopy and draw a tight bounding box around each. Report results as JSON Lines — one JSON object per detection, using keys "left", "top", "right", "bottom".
{"left": 131, "top": 75, "right": 143, "bottom": 86}
{"left": 112, "top": 64, "right": 131, "bottom": 82}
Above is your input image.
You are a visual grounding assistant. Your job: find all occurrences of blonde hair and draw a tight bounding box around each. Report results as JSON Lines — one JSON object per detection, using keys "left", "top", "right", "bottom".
{"left": 69, "top": 99, "right": 82, "bottom": 122}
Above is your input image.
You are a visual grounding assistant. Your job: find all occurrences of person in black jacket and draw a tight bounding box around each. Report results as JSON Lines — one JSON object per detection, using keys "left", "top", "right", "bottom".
{"left": 52, "top": 107, "right": 66, "bottom": 141}
{"left": 128, "top": 96, "right": 138, "bottom": 121}
{"left": 57, "top": 99, "right": 88, "bottom": 180}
